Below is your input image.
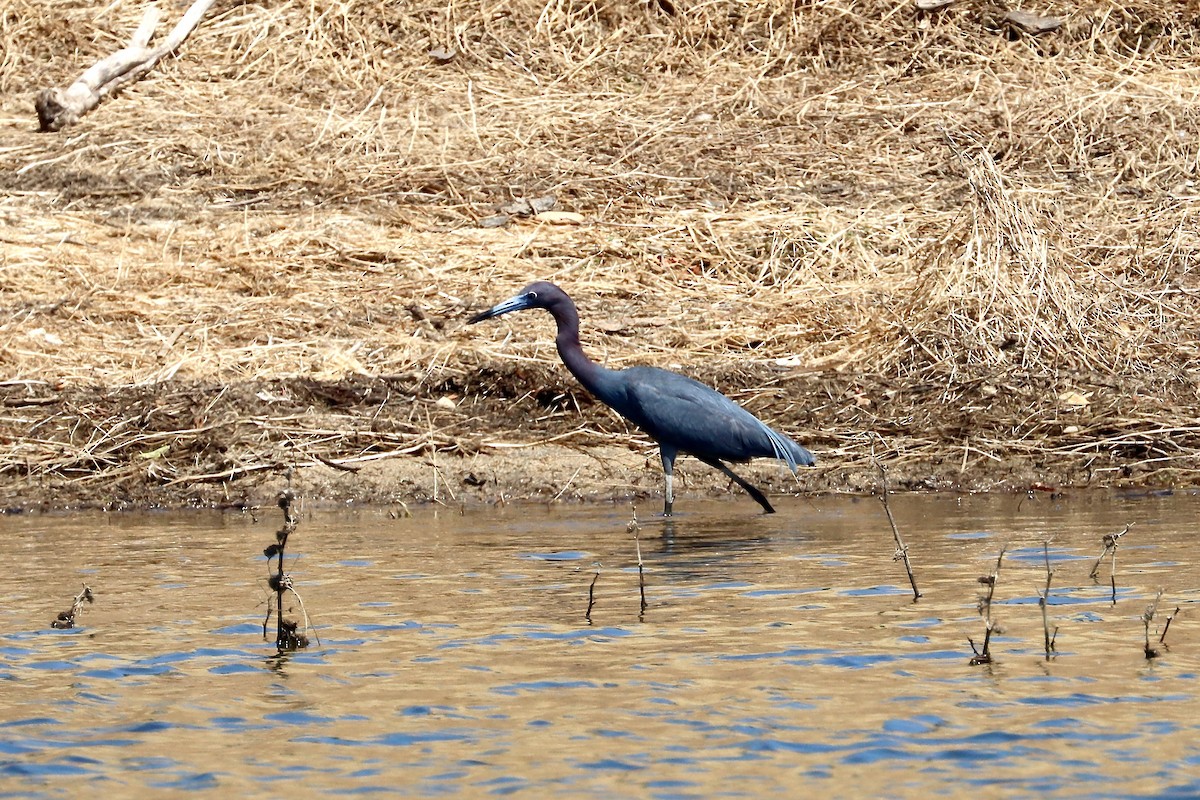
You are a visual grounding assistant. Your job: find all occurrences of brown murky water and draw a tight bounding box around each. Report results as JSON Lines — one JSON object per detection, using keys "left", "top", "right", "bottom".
{"left": 2, "top": 492, "right": 1198, "bottom": 797}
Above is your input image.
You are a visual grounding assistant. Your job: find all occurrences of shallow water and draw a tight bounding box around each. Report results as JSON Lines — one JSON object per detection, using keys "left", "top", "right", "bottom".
{"left": 1, "top": 492, "right": 1198, "bottom": 798}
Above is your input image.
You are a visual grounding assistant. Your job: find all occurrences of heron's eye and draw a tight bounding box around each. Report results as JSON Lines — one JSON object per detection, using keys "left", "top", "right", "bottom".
{"left": 527, "top": 292, "right": 538, "bottom": 300}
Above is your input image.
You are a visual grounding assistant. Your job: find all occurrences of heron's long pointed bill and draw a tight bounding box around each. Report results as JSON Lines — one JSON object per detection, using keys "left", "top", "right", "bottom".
{"left": 467, "top": 293, "right": 532, "bottom": 324}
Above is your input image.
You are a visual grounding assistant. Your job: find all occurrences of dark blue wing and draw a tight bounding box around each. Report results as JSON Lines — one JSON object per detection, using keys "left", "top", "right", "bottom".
{"left": 616, "top": 367, "right": 814, "bottom": 469}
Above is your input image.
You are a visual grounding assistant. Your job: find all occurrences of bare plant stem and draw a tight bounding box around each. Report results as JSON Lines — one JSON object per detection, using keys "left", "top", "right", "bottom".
{"left": 1037, "top": 541, "right": 1058, "bottom": 659}
{"left": 1089, "top": 523, "right": 1131, "bottom": 606}
{"left": 1143, "top": 590, "right": 1164, "bottom": 659}
{"left": 628, "top": 505, "right": 647, "bottom": 615}
{"left": 263, "top": 481, "right": 310, "bottom": 650}
{"left": 873, "top": 453, "right": 920, "bottom": 600}
{"left": 585, "top": 570, "right": 599, "bottom": 623}
{"left": 969, "top": 546, "right": 1006, "bottom": 665}
{"left": 51, "top": 584, "right": 95, "bottom": 629}
{"left": 1160, "top": 606, "right": 1181, "bottom": 645}
{"left": 271, "top": 488, "right": 297, "bottom": 648}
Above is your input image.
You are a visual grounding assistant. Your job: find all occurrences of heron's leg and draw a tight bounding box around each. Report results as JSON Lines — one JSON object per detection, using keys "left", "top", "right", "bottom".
{"left": 700, "top": 457, "right": 776, "bottom": 514}
{"left": 659, "top": 446, "right": 677, "bottom": 517}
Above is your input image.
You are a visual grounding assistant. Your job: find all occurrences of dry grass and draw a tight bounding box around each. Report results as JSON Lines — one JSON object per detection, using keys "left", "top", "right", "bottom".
{"left": 1, "top": 0, "right": 1200, "bottom": 504}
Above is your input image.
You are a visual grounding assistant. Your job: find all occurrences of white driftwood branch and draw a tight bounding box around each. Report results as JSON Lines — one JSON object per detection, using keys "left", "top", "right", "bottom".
{"left": 35, "top": 0, "right": 216, "bottom": 132}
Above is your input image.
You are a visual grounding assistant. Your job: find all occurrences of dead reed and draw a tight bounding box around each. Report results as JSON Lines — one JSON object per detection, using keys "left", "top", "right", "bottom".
{"left": 262, "top": 485, "right": 314, "bottom": 649}
{"left": 1090, "top": 523, "right": 1132, "bottom": 604}
{"left": 1159, "top": 605, "right": 1181, "bottom": 649}
{"left": 584, "top": 568, "right": 600, "bottom": 624}
{"left": 969, "top": 546, "right": 1006, "bottom": 665}
{"left": 1037, "top": 541, "right": 1058, "bottom": 659}
{"left": 50, "top": 584, "right": 94, "bottom": 629}
{"left": 1143, "top": 590, "right": 1164, "bottom": 659}
{"left": 873, "top": 453, "right": 920, "bottom": 600}
{"left": 628, "top": 504, "right": 647, "bottom": 616}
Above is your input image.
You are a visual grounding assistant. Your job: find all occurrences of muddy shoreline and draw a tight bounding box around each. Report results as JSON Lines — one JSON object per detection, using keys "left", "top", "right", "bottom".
{"left": 1, "top": 367, "right": 1191, "bottom": 513}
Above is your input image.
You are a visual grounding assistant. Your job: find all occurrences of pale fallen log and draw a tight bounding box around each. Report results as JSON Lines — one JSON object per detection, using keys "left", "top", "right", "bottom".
{"left": 35, "top": 0, "right": 216, "bottom": 132}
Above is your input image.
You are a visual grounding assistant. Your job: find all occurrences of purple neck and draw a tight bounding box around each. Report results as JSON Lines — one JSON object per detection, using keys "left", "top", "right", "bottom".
{"left": 547, "top": 295, "right": 616, "bottom": 402}
{"left": 550, "top": 300, "right": 593, "bottom": 381}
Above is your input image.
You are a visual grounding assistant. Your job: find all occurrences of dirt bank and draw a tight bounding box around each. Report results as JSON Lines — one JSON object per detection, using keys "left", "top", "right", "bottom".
{"left": 0, "top": 366, "right": 1190, "bottom": 512}
{"left": 2, "top": 1, "right": 1199, "bottom": 510}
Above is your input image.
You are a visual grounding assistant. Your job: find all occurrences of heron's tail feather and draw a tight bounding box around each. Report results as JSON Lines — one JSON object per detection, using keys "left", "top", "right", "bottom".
{"left": 763, "top": 427, "right": 815, "bottom": 472}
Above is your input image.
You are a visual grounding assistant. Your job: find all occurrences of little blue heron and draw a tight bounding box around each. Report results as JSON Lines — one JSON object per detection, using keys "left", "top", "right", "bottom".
{"left": 468, "top": 281, "right": 815, "bottom": 515}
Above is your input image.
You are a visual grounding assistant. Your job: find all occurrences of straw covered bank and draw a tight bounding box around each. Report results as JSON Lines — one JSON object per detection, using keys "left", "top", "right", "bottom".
{"left": 1, "top": 0, "right": 1199, "bottom": 509}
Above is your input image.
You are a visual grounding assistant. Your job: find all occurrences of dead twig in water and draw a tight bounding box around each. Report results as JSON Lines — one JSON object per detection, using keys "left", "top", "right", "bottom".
{"left": 584, "top": 568, "right": 600, "bottom": 624}
{"left": 1090, "top": 523, "right": 1131, "bottom": 605}
{"left": 262, "top": 483, "right": 314, "bottom": 650}
{"left": 1143, "top": 590, "right": 1164, "bottom": 659}
{"left": 969, "top": 546, "right": 1006, "bottom": 665}
{"left": 873, "top": 457, "right": 920, "bottom": 600}
{"left": 628, "top": 504, "right": 647, "bottom": 616}
{"left": 1037, "top": 541, "right": 1058, "bottom": 659}
{"left": 1160, "top": 606, "right": 1181, "bottom": 646}
{"left": 51, "top": 585, "right": 94, "bottom": 629}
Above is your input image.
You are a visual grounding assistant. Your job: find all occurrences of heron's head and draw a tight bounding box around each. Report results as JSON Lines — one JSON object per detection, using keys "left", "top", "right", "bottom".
{"left": 468, "top": 281, "right": 561, "bottom": 324}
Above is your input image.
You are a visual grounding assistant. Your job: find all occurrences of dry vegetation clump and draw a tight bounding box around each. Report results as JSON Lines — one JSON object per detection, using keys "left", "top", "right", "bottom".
{"left": 2, "top": 0, "right": 1200, "bottom": 507}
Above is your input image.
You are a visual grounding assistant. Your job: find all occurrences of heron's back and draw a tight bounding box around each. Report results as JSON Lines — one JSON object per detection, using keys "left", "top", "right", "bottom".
{"left": 611, "top": 367, "right": 814, "bottom": 469}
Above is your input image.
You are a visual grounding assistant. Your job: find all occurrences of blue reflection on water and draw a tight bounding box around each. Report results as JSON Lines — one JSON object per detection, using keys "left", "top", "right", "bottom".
{"left": 491, "top": 680, "right": 599, "bottom": 696}
{"left": 519, "top": 551, "right": 591, "bottom": 562}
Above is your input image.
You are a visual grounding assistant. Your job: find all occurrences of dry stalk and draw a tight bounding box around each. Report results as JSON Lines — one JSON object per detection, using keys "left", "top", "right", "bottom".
{"left": 1160, "top": 606, "right": 1181, "bottom": 646}
{"left": 262, "top": 485, "right": 313, "bottom": 650}
{"left": 628, "top": 504, "right": 647, "bottom": 616}
{"left": 969, "top": 546, "right": 1006, "bottom": 666}
{"left": 584, "top": 568, "right": 600, "bottom": 624}
{"left": 1143, "top": 590, "right": 1164, "bottom": 659}
{"left": 51, "top": 585, "right": 94, "bottom": 629}
{"left": 1037, "top": 541, "right": 1058, "bottom": 659}
{"left": 873, "top": 456, "right": 920, "bottom": 600}
{"left": 1090, "top": 523, "right": 1132, "bottom": 605}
